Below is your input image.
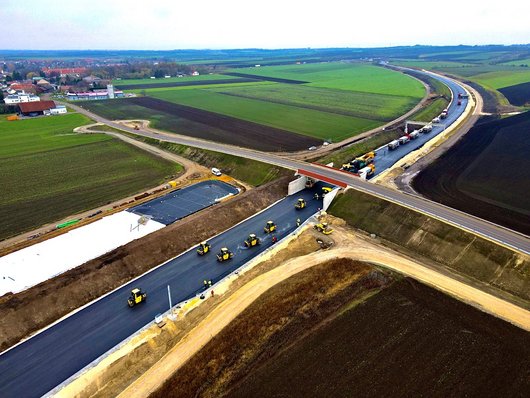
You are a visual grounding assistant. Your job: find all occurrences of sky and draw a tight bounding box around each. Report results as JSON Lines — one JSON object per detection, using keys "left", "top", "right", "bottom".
{"left": 1, "top": 0, "right": 530, "bottom": 50}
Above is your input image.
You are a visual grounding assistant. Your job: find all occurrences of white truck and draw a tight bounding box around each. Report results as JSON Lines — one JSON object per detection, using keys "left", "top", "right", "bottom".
{"left": 409, "top": 130, "right": 420, "bottom": 139}
{"left": 398, "top": 135, "right": 410, "bottom": 145}
{"left": 421, "top": 124, "right": 433, "bottom": 133}
{"left": 388, "top": 140, "right": 400, "bottom": 150}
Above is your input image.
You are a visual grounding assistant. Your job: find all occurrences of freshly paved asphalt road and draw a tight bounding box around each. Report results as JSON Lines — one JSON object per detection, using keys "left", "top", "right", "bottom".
{"left": 0, "top": 187, "right": 323, "bottom": 398}
{"left": 129, "top": 180, "right": 240, "bottom": 224}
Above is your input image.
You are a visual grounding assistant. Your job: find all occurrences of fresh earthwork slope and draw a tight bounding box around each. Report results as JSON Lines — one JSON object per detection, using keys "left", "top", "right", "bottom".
{"left": 328, "top": 189, "right": 530, "bottom": 301}
{"left": 413, "top": 112, "right": 530, "bottom": 236}
{"left": 91, "top": 62, "right": 424, "bottom": 150}
{"left": 0, "top": 114, "right": 180, "bottom": 240}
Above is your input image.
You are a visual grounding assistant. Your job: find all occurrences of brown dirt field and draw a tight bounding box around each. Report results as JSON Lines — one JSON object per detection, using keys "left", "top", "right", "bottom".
{"left": 124, "top": 97, "right": 320, "bottom": 151}
{"left": 0, "top": 177, "right": 290, "bottom": 352}
{"left": 150, "top": 258, "right": 393, "bottom": 398}
{"left": 228, "top": 278, "right": 530, "bottom": 398}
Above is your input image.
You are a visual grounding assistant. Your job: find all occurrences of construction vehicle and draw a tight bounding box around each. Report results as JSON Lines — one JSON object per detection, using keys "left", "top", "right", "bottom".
{"left": 244, "top": 233, "right": 260, "bottom": 248}
{"left": 295, "top": 198, "right": 306, "bottom": 210}
{"left": 127, "top": 288, "right": 147, "bottom": 307}
{"left": 197, "top": 241, "right": 211, "bottom": 256}
{"left": 264, "top": 220, "right": 276, "bottom": 234}
{"left": 314, "top": 222, "right": 333, "bottom": 235}
{"left": 322, "top": 186, "right": 333, "bottom": 195}
{"left": 358, "top": 164, "right": 375, "bottom": 180}
{"left": 388, "top": 140, "right": 400, "bottom": 150}
{"left": 216, "top": 247, "right": 234, "bottom": 262}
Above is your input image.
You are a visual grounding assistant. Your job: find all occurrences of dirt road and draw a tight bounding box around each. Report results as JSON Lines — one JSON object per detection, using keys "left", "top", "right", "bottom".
{"left": 119, "top": 226, "right": 530, "bottom": 398}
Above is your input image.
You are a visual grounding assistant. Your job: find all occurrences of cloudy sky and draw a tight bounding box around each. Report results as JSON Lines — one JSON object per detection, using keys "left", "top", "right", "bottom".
{"left": 2, "top": 0, "right": 529, "bottom": 49}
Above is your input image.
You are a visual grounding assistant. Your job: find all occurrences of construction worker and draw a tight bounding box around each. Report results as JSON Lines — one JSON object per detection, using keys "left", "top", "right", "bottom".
{"left": 272, "top": 235, "right": 278, "bottom": 243}
{"left": 296, "top": 218, "right": 301, "bottom": 227}
{"left": 314, "top": 192, "right": 319, "bottom": 200}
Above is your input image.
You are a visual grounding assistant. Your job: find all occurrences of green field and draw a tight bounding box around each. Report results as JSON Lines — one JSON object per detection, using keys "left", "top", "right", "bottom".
{"left": 500, "top": 58, "right": 530, "bottom": 66}
{"left": 149, "top": 88, "right": 380, "bottom": 141}
{"left": 232, "top": 63, "right": 425, "bottom": 97}
{"left": 130, "top": 62, "right": 425, "bottom": 142}
{"left": 211, "top": 84, "right": 418, "bottom": 121}
{"left": 472, "top": 70, "right": 530, "bottom": 89}
{"left": 0, "top": 114, "right": 181, "bottom": 240}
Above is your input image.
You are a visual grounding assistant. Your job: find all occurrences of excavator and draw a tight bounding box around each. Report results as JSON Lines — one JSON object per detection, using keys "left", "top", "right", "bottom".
{"left": 244, "top": 233, "right": 260, "bottom": 248}
{"left": 264, "top": 220, "right": 277, "bottom": 234}
{"left": 314, "top": 222, "right": 333, "bottom": 235}
{"left": 196, "top": 241, "right": 211, "bottom": 256}
{"left": 127, "top": 288, "right": 147, "bottom": 307}
{"left": 295, "top": 198, "right": 306, "bottom": 210}
{"left": 216, "top": 247, "right": 234, "bottom": 262}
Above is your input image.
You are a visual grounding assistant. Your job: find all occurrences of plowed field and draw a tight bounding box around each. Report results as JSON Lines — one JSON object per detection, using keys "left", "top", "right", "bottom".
{"left": 228, "top": 279, "right": 530, "bottom": 398}
{"left": 499, "top": 82, "right": 530, "bottom": 106}
{"left": 413, "top": 112, "right": 530, "bottom": 235}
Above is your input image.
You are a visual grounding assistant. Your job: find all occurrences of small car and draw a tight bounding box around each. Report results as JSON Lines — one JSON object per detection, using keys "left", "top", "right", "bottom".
{"left": 211, "top": 167, "right": 222, "bottom": 176}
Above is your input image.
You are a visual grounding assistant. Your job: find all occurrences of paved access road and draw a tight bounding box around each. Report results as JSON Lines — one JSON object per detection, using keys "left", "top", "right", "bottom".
{"left": 0, "top": 187, "right": 323, "bottom": 398}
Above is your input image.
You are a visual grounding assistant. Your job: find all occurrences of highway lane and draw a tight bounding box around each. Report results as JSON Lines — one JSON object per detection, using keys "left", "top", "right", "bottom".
{"left": 0, "top": 188, "right": 323, "bottom": 398}
{"left": 372, "top": 70, "right": 468, "bottom": 175}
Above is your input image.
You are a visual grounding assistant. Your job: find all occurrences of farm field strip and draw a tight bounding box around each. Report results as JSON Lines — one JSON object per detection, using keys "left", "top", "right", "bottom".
{"left": 228, "top": 63, "right": 425, "bottom": 97}
{"left": 212, "top": 83, "right": 419, "bottom": 121}
{"left": 0, "top": 114, "right": 180, "bottom": 240}
{"left": 113, "top": 74, "right": 240, "bottom": 86}
{"left": 148, "top": 88, "right": 381, "bottom": 141}
{"left": 472, "top": 69, "right": 530, "bottom": 89}
{"left": 116, "top": 78, "right": 257, "bottom": 90}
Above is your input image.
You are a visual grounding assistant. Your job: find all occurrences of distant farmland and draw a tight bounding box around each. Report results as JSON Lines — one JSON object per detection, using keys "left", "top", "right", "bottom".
{"left": 0, "top": 114, "right": 180, "bottom": 240}
{"left": 89, "top": 62, "right": 425, "bottom": 147}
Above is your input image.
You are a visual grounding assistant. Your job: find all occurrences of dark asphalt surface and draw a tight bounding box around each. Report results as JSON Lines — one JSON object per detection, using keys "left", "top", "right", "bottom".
{"left": 372, "top": 72, "right": 468, "bottom": 175}
{"left": 0, "top": 187, "right": 323, "bottom": 398}
{"left": 129, "top": 180, "right": 240, "bottom": 224}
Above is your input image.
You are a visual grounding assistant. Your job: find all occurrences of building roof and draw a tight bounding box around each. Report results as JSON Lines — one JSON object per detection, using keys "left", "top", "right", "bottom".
{"left": 10, "top": 83, "right": 36, "bottom": 92}
{"left": 19, "top": 100, "right": 56, "bottom": 113}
